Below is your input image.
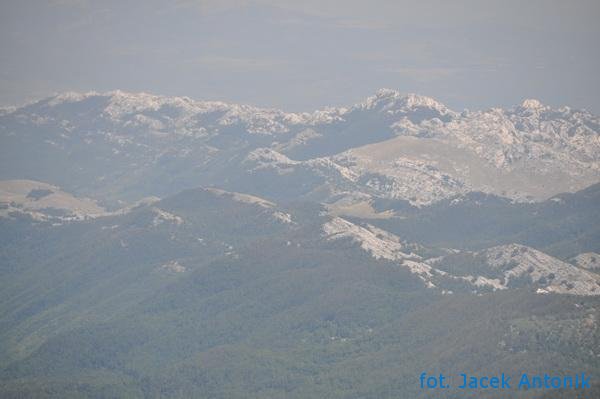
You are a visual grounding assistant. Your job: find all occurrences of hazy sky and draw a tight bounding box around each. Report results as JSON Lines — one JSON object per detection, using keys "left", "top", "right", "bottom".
{"left": 1, "top": 0, "right": 599, "bottom": 113}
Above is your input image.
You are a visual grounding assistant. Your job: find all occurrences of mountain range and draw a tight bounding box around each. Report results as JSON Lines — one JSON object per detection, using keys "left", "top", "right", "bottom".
{"left": 1, "top": 89, "right": 598, "bottom": 208}
{"left": 0, "top": 90, "right": 599, "bottom": 398}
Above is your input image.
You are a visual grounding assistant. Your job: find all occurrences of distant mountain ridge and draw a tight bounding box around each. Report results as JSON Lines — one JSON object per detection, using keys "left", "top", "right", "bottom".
{"left": 1, "top": 89, "right": 598, "bottom": 209}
